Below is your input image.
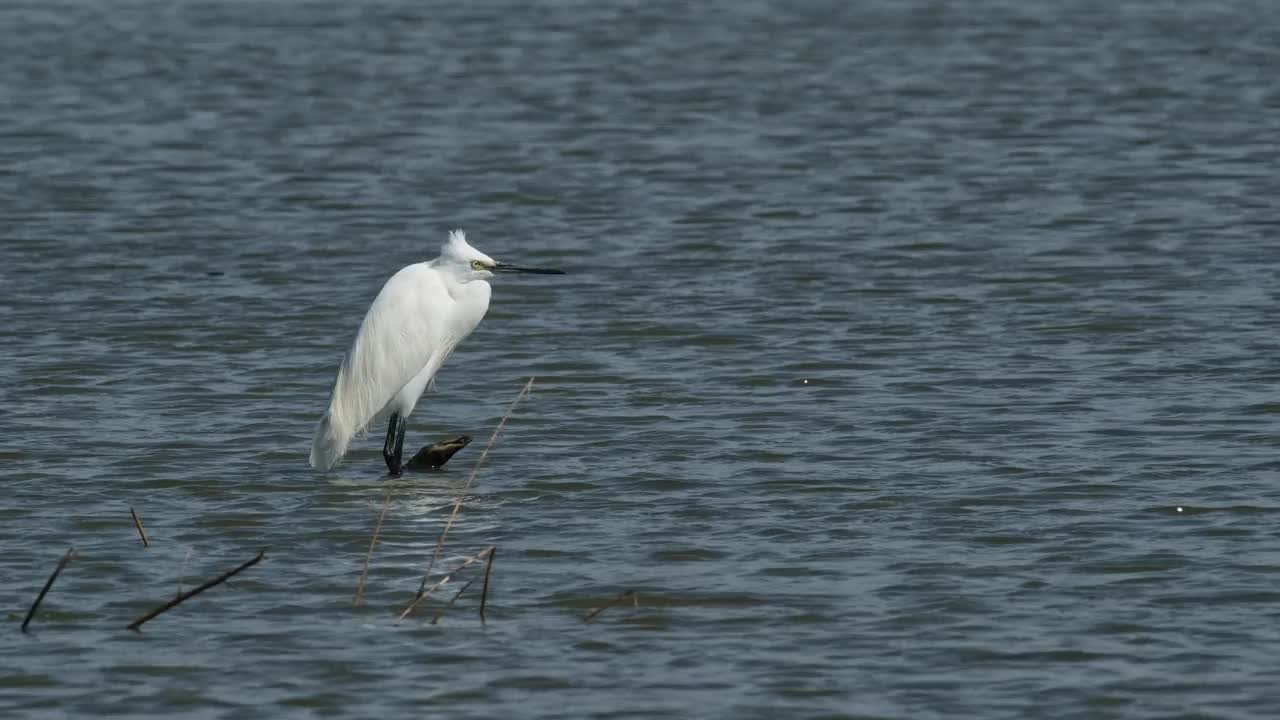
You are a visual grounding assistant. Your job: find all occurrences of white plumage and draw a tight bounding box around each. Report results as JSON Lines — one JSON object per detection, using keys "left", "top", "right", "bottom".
{"left": 309, "top": 229, "right": 562, "bottom": 474}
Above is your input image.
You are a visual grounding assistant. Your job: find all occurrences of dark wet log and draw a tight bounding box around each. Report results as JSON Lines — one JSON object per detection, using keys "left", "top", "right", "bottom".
{"left": 22, "top": 548, "right": 76, "bottom": 633}
{"left": 127, "top": 549, "right": 265, "bottom": 631}
{"left": 403, "top": 435, "right": 472, "bottom": 471}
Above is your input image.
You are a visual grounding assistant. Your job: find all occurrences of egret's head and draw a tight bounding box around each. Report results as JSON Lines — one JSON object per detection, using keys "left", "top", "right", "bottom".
{"left": 442, "top": 230, "right": 498, "bottom": 281}
{"left": 440, "top": 229, "right": 565, "bottom": 281}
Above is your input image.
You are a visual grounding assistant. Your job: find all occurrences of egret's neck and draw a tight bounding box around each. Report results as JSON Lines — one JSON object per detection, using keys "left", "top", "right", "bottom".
{"left": 453, "top": 278, "right": 492, "bottom": 331}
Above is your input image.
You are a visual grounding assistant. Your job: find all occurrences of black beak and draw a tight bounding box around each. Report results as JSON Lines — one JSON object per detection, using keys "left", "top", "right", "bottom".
{"left": 493, "top": 262, "right": 565, "bottom": 275}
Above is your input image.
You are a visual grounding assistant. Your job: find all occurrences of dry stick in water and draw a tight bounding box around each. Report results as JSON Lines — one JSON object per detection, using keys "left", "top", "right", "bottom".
{"left": 429, "top": 576, "right": 479, "bottom": 626}
{"left": 398, "top": 546, "right": 494, "bottom": 622}
{"left": 126, "top": 549, "right": 266, "bottom": 631}
{"left": 130, "top": 508, "right": 150, "bottom": 547}
{"left": 584, "top": 589, "right": 638, "bottom": 623}
{"left": 352, "top": 489, "right": 393, "bottom": 608}
{"left": 425, "top": 378, "right": 532, "bottom": 579}
{"left": 21, "top": 548, "right": 76, "bottom": 633}
{"left": 479, "top": 546, "right": 496, "bottom": 624}
{"left": 402, "top": 378, "right": 533, "bottom": 619}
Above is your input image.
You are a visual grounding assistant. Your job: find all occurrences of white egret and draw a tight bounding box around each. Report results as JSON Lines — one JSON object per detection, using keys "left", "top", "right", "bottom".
{"left": 309, "top": 230, "right": 564, "bottom": 474}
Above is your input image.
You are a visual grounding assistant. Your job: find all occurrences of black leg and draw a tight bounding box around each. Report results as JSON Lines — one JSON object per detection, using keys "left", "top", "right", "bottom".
{"left": 394, "top": 417, "right": 406, "bottom": 471}
{"left": 383, "top": 413, "right": 406, "bottom": 476}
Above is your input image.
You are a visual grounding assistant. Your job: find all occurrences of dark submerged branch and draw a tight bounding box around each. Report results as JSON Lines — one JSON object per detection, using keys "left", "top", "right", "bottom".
{"left": 21, "top": 548, "right": 76, "bottom": 633}
{"left": 479, "top": 546, "right": 496, "bottom": 624}
{"left": 126, "top": 549, "right": 266, "bottom": 631}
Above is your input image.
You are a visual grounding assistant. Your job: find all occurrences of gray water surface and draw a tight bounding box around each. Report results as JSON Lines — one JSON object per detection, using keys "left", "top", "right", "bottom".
{"left": 3, "top": 1, "right": 1280, "bottom": 718}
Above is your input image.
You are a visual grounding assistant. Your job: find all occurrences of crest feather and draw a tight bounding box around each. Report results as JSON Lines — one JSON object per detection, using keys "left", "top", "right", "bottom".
{"left": 440, "top": 229, "right": 470, "bottom": 259}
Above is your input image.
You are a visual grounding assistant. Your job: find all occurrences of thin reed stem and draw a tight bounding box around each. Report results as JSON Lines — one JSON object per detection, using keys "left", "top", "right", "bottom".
{"left": 353, "top": 489, "right": 392, "bottom": 608}
{"left": 176, "top": 548, "right": 193, "bottom": 597}
{"left": 415, "top": 378, "right": 533, "bottom": 596}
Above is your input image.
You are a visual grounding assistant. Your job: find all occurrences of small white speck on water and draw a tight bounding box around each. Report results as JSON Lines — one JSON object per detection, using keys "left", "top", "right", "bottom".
{"left": 802, "top": 379, "right": 809, "bottom": 385}
{"left": 1176, "top": 507, "right": 1183, "bottom": 513}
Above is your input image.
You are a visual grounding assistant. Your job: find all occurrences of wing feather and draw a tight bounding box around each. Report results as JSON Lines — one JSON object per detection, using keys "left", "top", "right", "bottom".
{"left": 310, "top": 264, "right": 453, "bottom": 469}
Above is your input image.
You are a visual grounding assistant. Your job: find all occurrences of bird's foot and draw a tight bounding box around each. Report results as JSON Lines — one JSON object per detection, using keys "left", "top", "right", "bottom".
{"left": 403, "top": 435, "right": 473, "bottom": 472}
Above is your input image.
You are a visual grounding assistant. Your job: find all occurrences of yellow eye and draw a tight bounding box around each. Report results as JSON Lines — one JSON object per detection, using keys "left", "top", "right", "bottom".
{"left": 471, "top": 260, "right": 486, "bottom": 270}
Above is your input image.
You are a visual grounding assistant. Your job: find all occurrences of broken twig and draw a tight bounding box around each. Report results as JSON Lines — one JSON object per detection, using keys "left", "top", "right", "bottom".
{"left": 21, "top": 548, "right": 76, "bottom": 633}
{"left": 429, "top": 576, "right": 479, "bottom": 625}
{"left": 398, "top": 546, "right": 494, "bottom": 622}
{"left": 130, "top": 507, "right": 150, "bottom": 547}
{"left": 127, "top": 549, "right": 265, "bottom": 631}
